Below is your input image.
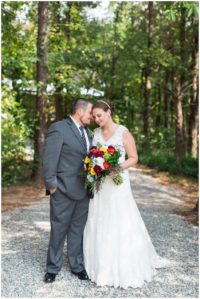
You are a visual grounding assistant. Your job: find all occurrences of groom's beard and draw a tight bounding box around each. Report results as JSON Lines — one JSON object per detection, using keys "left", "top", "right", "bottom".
{"left": 80, "top": 118, "right": 92, "bottom": 127}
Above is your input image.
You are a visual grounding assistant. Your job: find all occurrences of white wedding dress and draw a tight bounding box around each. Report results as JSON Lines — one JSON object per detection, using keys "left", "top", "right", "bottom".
{"left": 83, "top": 125, "right": 168, "bottom": 289}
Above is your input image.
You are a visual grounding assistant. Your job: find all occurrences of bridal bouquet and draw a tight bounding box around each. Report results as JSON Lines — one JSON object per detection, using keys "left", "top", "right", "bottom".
{"left": 83, "top": 143, "right": 123, "bottom": 198}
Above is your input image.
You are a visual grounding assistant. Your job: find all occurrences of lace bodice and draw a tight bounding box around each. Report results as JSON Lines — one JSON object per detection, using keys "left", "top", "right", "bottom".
{"left": 93, "top": 125, "right": 128, "bottom": 164}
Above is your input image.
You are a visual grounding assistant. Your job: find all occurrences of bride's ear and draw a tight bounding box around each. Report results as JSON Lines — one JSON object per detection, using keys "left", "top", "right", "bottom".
{"left": 108, "top": 110, "right": 111, "bottom": 117}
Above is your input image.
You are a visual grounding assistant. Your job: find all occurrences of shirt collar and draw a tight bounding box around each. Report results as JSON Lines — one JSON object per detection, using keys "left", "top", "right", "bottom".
{"left": 69, "top": 115, "right": 82, "bottom": 131}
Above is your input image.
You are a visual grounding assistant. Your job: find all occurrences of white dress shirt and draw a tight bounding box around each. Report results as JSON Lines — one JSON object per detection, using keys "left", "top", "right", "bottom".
{"left": 70, "top": 116, "right": 90, "bottom": 151}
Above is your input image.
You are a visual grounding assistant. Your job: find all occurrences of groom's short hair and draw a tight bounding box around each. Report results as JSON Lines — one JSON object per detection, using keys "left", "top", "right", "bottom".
{"left": 71, "top": 99, "right": 92, "bottom": 114}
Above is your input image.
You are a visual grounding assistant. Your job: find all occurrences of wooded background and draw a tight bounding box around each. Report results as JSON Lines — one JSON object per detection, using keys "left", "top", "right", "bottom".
{"left": 2, "top": 1, "right": 198, "bottom": 186}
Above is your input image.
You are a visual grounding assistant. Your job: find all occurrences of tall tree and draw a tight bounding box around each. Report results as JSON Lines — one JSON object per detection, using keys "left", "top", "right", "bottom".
{"left": 173, "top": 4, "right": 186, "bottom": 162}
{"left": 174, "top": 75, "right": 184, "bottom": 162}
{"left": 142, "top": 2, "right": 154, "bottom": 149}
{"left": 188, "top": 19, "right": 199, "bottom": 157}
{"left": 33, "top": 2, "right": 48, "bottom": 182}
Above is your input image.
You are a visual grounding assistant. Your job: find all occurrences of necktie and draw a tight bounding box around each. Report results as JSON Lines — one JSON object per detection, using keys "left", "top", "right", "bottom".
{"left": 79, "top": 126, "right": 87, "bottom": 150}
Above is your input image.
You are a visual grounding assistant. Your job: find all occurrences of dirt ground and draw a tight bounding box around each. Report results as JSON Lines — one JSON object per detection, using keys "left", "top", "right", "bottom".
{"left": 136, "top": 164, "right": 198, "bottom": 226}
{"left": 2, "top": 166, "right": 198, "bottom": 226}
{"left": 2, "top": 185, "right": 45, "bottom": 212}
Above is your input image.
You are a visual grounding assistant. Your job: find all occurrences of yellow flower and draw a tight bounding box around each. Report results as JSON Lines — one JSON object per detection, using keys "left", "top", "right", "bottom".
{"left": 84, "top": 156, "right": 91, "bottom": 164}
{"left": 99, "top": 147, "right": 107, "bottom": 153}
{"left": 90, "top": 166, "right": 96, "bottom": 176}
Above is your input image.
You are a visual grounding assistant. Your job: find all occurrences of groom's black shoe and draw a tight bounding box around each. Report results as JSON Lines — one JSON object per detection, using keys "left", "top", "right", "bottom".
{"left": 71, "top": 269, "right": 89, "bottom": 280}
{"left": 44, "top": 272, "right": 57, "bottom": 283}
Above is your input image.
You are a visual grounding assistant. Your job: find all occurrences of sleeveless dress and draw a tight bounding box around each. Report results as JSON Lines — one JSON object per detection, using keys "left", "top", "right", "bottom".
{"left": 83, "top": 125, "right": 167, "bottom": 289}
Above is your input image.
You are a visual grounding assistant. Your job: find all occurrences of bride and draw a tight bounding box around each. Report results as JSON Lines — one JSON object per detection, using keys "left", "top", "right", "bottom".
{"left": 83, "top": 99, "right": 167, "bottom": 289}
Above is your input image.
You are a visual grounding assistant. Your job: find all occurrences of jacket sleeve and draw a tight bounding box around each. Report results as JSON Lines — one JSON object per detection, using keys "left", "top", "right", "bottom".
{"left": 42, "top": 123, "right": 63, "bottom": 190}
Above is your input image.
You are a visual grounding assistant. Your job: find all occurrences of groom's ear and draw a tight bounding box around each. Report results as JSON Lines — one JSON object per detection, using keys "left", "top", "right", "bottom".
{"left": 76, "top": 107, "right": 83, "bottom": 116}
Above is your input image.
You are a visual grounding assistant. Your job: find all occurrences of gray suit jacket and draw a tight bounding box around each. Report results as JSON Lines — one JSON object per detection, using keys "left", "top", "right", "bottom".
{"left": 42, "top": 117, "right": 92, "bottom": 200}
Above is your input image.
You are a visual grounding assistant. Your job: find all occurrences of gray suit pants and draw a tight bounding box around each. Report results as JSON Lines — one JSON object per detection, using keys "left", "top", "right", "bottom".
{"left": 46, "top": 189, "right": 89, "bottom": 274}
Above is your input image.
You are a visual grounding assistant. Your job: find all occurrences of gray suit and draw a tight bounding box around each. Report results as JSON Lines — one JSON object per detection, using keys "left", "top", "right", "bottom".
{"left": 43, "top": 117, "right": 92, "bottom": 274}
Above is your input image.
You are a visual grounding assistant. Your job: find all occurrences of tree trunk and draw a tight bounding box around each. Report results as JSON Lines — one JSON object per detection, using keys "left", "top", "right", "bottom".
{"left": 143, "top": 69, "right": 151, "bottom": 142}
{"left": 174, "top": 76, "right": 185, "bottom": 162}
{"left": 173, "top": 4, "right": 187, "bottom": 162}
{"left": 163, "top": 71, "right": 169, "bottom": 129}
{"left": 33, "top": 2, "right": 48, "bottom": 183}
{"left": 155, "top": 85, "right": 162, "bottom": 128}
{"left": 52, "top": 2, "right": 72, "bottom": 120}
{"left": 108, "top": 4, "right": 121, "bottom": 100}
{"left": 180, "top": 5, "right": 186, "bottom": 85}
{"left": 142, "top": 2, "right": 154, "bottom": 149}
{"left": 180, "top": 4, "right": 187, "bottom": 156}
{"left": 170, "top": 70, "right": 174, "bottom": 126}
{"left": 188, "top": 87, "right": 199, "bottom": 157}
{"left": 188, "top": 24, "right": 199, "bottom": 158}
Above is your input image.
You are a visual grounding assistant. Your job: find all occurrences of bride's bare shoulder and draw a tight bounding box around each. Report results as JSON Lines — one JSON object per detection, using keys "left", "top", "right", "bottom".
{"left": 119, "top": 125, "right": 129, "bottom": 134}
{"left": 119, "top": 125, "right": 136, "bottom": 141}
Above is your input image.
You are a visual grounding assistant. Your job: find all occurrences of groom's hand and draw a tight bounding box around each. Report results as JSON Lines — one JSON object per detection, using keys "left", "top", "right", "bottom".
{"left": 49, "top": 188, "right": 57, "bottom": 194}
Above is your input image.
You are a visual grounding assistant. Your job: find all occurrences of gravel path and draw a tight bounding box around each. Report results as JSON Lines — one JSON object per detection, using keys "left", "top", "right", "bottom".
{"left": 2, "top": 168, "right": 199, "bottom": 298}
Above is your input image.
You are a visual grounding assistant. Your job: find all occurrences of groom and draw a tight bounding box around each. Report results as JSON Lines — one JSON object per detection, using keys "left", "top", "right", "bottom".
{"left": 42, "top": 99, "right": 93, "bottom": 283}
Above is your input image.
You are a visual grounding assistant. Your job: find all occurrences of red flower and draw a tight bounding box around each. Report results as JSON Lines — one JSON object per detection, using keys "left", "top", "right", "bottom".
{"left": 93, "top": 150, "right": 104, "bottom": 158}
{"left": 103, "top": 161, "right": 111, "bottom": 169}
{"left": 90, "top": 146, "right": 97, "bottom": 150}
{"left": 89, "top": 147, "right": 102, "bottom": 158}
{"left": 92, "top": 149, "right": 99, "bottom": 154}
{"left": 107, "top": 146, "right": 115, "bottom": 154}
{"left": 94, "top": 165, "right": 103, "bottom": 175}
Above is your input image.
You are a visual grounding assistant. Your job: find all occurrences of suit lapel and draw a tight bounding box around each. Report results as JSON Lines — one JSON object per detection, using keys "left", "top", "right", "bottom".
{"left": 66, "top": 117, "right": 87, "bottom": 152}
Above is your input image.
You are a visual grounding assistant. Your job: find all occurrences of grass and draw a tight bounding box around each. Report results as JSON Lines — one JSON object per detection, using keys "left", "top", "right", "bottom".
{"left": 138, "top": 150, "right": 198, "bottom": 179}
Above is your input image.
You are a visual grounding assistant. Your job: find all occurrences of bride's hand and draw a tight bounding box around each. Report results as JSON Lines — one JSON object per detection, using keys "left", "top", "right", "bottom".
{"left": 109, "top": 170, "right": 116, "bottom": 177}
{"left": 119, "top": 163, "right": 125, "bottom": 170}
{"left": 109, "top": 165, "right": 123, "bottom": 177}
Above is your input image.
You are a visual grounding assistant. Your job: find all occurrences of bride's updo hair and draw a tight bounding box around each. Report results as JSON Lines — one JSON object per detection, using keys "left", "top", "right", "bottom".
{"left": 92, "top": 99, "right": 115, "bottom": 116}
